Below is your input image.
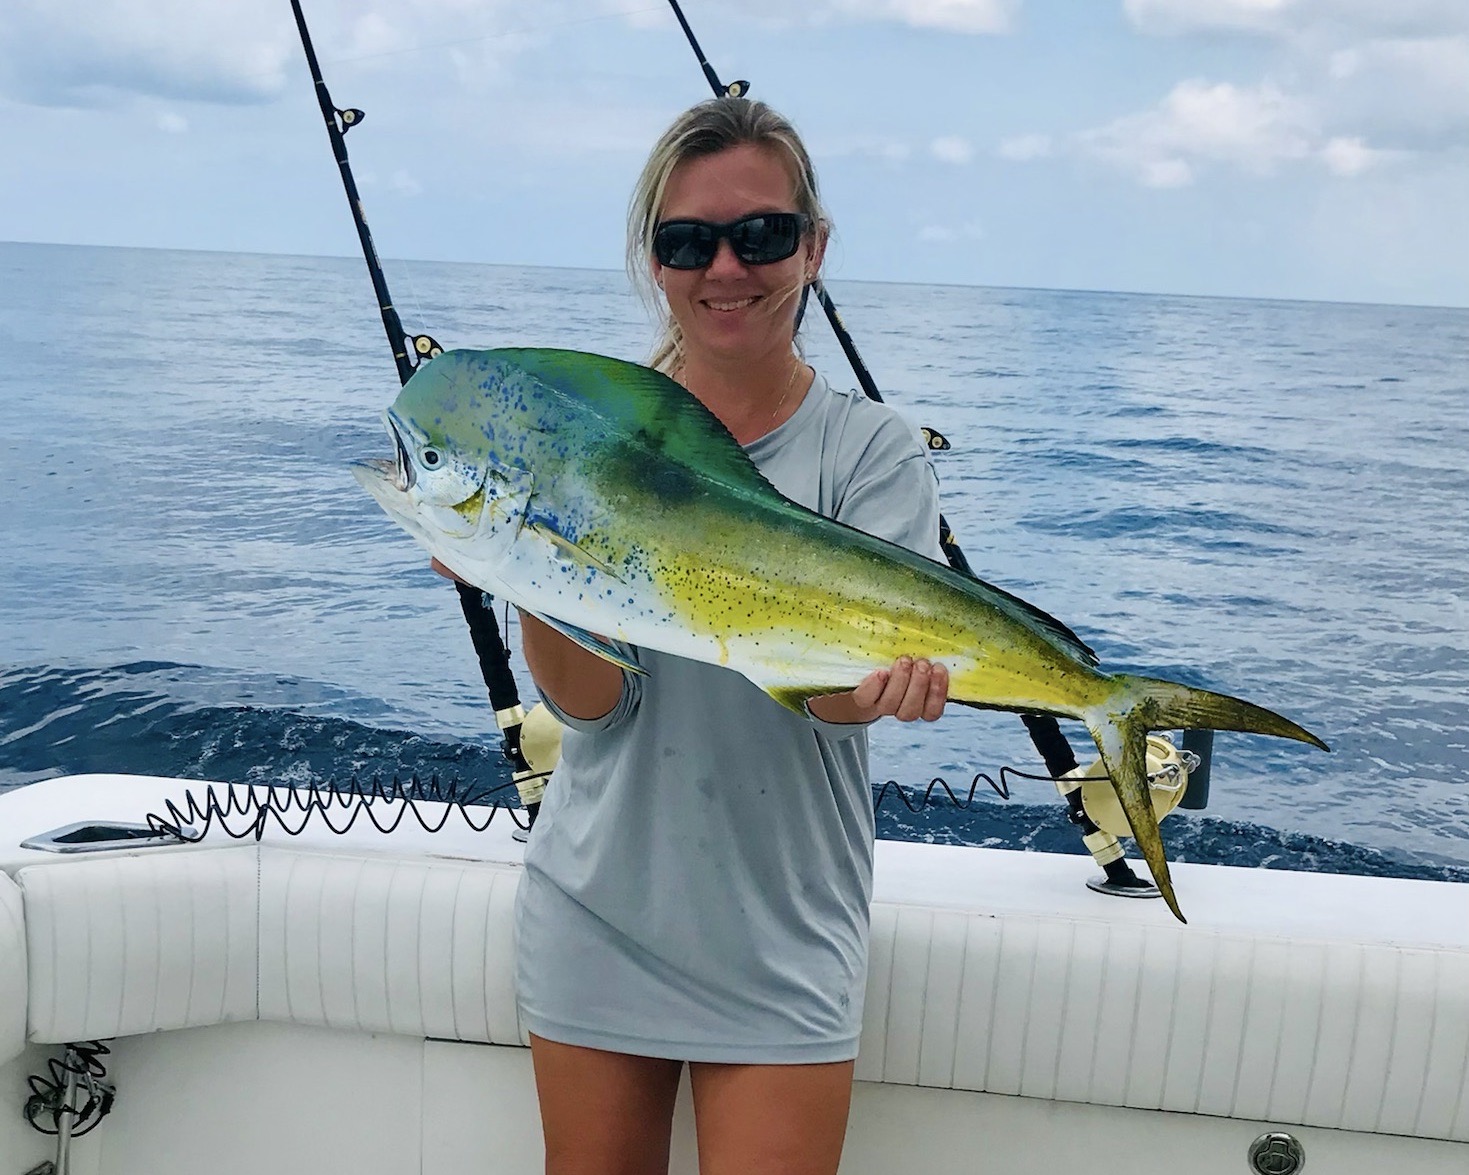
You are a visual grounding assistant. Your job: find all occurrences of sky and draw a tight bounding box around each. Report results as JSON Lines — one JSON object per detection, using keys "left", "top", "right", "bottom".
{"left": 1, "top": 0, "right": 1466, "bottom": 307}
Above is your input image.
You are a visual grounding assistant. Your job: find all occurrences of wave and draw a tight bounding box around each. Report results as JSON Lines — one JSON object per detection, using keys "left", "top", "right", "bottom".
{"left": 4, "top": 663, "right": 1466, "bottom": 884}
{"left": 872, "top": 780, "right": 1469, "bottom": 883}
{"left": 0, "top": 662, "right": 513, "bottom": 803}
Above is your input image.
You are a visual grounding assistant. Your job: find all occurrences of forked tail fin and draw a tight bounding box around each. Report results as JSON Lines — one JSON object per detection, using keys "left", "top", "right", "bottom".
{"left": 1084, "top": 676, "right": 1328, "bottom": 923}
{"left": 1113, "top": 675, "right": 1329, "bottom": 752}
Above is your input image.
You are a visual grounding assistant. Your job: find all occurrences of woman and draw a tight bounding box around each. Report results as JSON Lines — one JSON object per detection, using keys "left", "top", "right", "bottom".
{"left": 515, "top": 98, "right": 951, "bottom": 1175}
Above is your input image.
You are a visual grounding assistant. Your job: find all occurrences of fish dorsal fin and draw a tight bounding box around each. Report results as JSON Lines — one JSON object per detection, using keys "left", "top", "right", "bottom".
{"left": 954, "top": 567, "right": 1097, "bottom": 666}
{"left": 819, "top": 514, "right": 1100, "bottom": 668}
{"left": 496, "top": 348, "right": 778, "bottom": 496}
{"left": 486, "top": 348, "right": 1098, "bottom": 668}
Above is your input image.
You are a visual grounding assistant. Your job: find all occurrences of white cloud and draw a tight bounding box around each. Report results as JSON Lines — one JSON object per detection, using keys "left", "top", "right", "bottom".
{"left": 0, "top": 0, "right": 576, "bottom": 108}
{"left": 1319, "top": 135, "right": 1400, "bottom": 175}
{"left": 1125, "top": 0, "right": 1469, "bottom": 39}
{"left": 817, "top": 135, "right": 913, "bottom": 163}
{"left": 1324, "top": 36, "right": 1469, "bottom": 149}
{"left": 156, "top": 111, "right": 188, "bottom": 134}
{"left": 930, "top": 135, "right": 974, "bottom": 164}
{"left": 1080, "top": 79, "right": 1316, "bottom": 185}
{"left": 1143, "top": 158, "right": 1194, "bottom": 187}
{"left": 997, "top": 132, "right": 1052, "bottom": 160}
{"left": 0, "top": 0, "right": 295, "bottom": 106}
{"left": 1121, "top": 0, "right": 1469, "bottom": 159}
{"left": 828, "top": 0, "right": 1016, "bottom": 35}
{"left": 1124, "top": 0, "right": 1295, "bottom": 37}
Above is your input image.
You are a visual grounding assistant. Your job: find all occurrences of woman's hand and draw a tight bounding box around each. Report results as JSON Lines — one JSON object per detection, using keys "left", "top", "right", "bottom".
{"left": 806, "top": 657, "right": 949, "bottom": 725}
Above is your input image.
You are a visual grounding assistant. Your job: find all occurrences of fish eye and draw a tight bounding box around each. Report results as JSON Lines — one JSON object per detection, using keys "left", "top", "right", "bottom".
{"left": 422, "top": 448, "right": 441, "bottom": 468}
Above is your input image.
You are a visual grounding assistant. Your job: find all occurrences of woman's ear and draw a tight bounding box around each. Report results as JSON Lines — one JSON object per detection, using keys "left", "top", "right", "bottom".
{"left": 806, "top": 221, "right": 829, "bottom": 283}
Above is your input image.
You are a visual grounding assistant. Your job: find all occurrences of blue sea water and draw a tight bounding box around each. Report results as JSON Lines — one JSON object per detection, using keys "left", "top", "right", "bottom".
{"left": 2, "top": 240, "right": 1467, "bottom": 881}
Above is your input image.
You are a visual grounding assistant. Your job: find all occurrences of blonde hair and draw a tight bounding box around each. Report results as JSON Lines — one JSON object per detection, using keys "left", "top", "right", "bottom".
{"left": 627, "top": 98, "right": 829, "bottom": 374}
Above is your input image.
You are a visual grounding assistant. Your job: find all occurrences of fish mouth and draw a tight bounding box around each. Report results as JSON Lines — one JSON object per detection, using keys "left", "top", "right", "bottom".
{"left": 387, "top": 411, "right": 415, "bottom": 492}
{"left": 351, "top": 411, "right": 416, "bottom": 497}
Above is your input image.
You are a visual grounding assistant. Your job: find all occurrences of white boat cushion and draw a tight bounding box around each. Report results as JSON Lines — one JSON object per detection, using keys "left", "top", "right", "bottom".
{"left": 20, "top": 848, "right": 259, "bottom": 1044}
{"left": 0, "top": 870, "right": 26, "bottom": 1066}
{"left": 255, "top": 848, "right": 524, "bottom": 1046}
{"left": 12, "top": 842, "right": 1468, "bottom": 1143}
{"left": 857, "top": 903, "right": 1469, "bottom": 1143}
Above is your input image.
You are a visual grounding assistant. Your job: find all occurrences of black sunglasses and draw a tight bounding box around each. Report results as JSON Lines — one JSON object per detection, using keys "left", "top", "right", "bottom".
{"left": 653, "top": 212, "right": 811, "bottom": 270}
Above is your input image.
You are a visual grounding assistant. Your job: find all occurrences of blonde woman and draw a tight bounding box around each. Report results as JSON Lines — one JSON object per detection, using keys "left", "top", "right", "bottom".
{"left": 515, "top": 97, "right": 950, "bottom": 1175}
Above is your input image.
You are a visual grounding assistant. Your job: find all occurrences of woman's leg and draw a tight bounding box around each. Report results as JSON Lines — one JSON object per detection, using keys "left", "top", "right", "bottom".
{"left": 529, "top": 1033, "right": 684, "bottom": 1175}
{"left": 687, "top": 1060, "right": 856, "bottom": 1175}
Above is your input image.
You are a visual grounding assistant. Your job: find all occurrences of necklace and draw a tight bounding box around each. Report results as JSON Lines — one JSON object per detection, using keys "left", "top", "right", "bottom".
{"left": 674, "top": 359, "right": 806, "bottom": 438}
{"left": 766, "top": 360, "right": 804, "bottom": 433}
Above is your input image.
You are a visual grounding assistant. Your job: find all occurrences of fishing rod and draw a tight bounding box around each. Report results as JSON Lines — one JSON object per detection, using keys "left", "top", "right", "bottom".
{"left": 662, "top": 1, "right": 1160, "bottom": 895}
{"left": 663, "top": 0, "right": 976, "bottom": 573}
{"left": 288, "top": 0, "right": 537, "bottom": 816}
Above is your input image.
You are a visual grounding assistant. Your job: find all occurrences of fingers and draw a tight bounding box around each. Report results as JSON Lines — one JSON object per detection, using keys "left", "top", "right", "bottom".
{"left": 873, "top": 657, "right": 949, "bottom": 722}
{"left": 851, "top": 668, "right": 891, "bottom": 710}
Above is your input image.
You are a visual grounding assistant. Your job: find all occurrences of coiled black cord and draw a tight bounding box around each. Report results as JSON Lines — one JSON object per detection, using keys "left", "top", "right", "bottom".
{"left": 138, "top": 765, "right": 1052, "bottom": 847}
{"left": 24, "top": 1041, "right": 115, "bottom": 1137}
{"left": 872, "top": 764, "right": 1072, "bottom": 810}
{"left": 142, "top": 774, "right": 530, "bottom": 843}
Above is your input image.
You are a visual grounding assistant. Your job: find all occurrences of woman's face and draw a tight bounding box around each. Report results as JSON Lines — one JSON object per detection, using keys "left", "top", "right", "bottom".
{"left": 651, "top": 142, "right": 823, "bottom": 369}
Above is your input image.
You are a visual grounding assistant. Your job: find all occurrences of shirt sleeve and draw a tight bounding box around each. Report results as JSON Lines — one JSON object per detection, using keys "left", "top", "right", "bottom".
{"left": 834, "top": 417, "right": 946, "bottom": 562}
{"left": 533, "top": 641, "right": 645, "bottom": 734}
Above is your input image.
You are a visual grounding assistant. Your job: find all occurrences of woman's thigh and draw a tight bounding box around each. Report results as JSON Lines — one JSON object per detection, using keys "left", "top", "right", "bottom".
{"left": 687, "top": 1059, "right": 855, "bottom": 1175}
{"left": 529, "top": 1033, "right": 684, "bottom": 1175}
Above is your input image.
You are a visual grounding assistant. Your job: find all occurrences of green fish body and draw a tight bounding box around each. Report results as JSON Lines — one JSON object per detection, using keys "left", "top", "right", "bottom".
{"left": 354, "top": 347, "right": 1328, "bottom": 920}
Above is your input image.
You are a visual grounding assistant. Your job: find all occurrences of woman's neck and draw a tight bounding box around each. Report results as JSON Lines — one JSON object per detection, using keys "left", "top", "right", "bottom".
{"left": 678, "top": 351, "right": 811, "bottom": 445}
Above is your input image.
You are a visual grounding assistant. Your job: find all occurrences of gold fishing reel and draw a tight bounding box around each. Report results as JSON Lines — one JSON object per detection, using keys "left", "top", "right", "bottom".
{"left": 513, "top": 702, "right": 563, "bottom": 808}
{"left": 1055, "top": 734, "right": 1199, "bottom": 897}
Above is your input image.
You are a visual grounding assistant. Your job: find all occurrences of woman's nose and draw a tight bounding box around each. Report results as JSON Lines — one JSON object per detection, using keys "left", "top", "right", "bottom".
{"left": 703, "top": 237, "right": 748, "bottom": 278}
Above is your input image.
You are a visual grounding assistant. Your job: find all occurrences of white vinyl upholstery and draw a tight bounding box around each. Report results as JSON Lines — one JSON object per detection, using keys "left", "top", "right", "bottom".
{"left": 0, "top": 870, "right": 26, "bottom": 1065}
{"left": 20, "top": 848, "right": 259, "bottom": 1044}
{"left": 12, "top": 842, "right": 1469, "bottom": 1144}
{"left": 856, "top": 903, "right": 1469, "bottom": 1143}
{"left": 256, "top": 848, "right": 523, "bottom": 1045}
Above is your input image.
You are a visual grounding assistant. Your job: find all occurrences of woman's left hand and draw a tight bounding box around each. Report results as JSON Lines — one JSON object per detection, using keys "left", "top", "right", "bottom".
{"left": 807, "top": 657, "right": 949, "bottom": 724}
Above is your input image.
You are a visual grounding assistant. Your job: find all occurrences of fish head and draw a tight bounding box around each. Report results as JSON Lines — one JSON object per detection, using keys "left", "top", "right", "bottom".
{"left": 352, "top": 351, "right": 534, "bottom": 573}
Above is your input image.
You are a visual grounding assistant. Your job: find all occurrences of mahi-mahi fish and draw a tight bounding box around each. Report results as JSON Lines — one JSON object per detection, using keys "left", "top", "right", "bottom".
{"left": 353, "top": 347, "right": 1328, "bottom": 921}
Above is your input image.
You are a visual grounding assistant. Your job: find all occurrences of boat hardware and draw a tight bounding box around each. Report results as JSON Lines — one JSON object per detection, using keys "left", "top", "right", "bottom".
{"left": 1249, "top": 1131, "right": 1306, "bottom": 1175}
{"left": 20, "top": 820, "right": 191, "bottom": 854}
{"left": 24, "top": 1042, "right": 116, "bottom": 1175}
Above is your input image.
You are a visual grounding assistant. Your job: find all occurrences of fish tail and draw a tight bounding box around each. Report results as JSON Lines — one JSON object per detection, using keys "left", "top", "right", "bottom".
{"left": 1111, "top": 674, "right": 1329, "bottom": 751}
{"left": 1083, "top": 676, "right": 1328, "bottom": 924}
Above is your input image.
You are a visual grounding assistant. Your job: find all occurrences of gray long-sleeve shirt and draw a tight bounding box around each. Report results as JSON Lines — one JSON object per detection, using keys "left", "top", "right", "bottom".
{"left": 515, "top": 370, "right": 945, "bottom": 1062}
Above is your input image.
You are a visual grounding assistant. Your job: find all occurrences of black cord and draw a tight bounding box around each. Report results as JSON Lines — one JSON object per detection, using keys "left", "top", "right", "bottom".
{"left": 24, "top": 1042, "right": 115, "bottom": 1138}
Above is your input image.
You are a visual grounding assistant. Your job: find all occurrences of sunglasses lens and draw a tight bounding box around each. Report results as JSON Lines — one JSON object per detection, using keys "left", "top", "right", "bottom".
{"left": 653, "top": 223, "right": 716, "bottom": 269}
{"left": 731, "top": 214, "right": 802, "bottom": 264}
{"left": 653, "top": 214, "right": 808, "bottom": 270}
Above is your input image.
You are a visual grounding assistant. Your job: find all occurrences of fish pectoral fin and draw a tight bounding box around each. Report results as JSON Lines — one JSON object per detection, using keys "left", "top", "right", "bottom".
{"left": 527, "top": 521, "right": 623, "bottom": 581}
{"left": 765, "top": 685, "right": 849, "bottom": 717}
{"left": 527, "top": 611, "right": 646, "bottom": 676}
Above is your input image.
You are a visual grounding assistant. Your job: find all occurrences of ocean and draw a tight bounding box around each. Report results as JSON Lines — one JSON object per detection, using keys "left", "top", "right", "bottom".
{"left": 2, "top": 239, "right": 1466, "bottom": 881}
